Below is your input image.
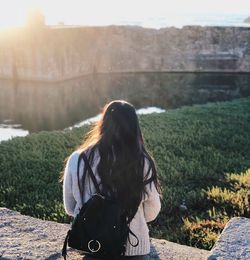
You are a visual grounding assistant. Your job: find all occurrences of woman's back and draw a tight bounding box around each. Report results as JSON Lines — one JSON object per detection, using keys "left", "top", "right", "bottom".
{"left": 62, "top": 100, "right": 161, "bottom": 257}
{"left": 63, "top": 146, "right": 161, "bottom": 256}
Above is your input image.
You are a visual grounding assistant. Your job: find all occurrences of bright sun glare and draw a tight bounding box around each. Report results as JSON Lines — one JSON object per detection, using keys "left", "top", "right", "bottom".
{"left": 0, "top": 0, "right": 35, "bottom": 29}
{"left": 0, "top": 0, "right": 249, "bottom": 30}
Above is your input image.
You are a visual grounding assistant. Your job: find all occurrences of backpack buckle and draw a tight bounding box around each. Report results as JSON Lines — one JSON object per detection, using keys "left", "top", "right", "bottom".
{"left": 88, "top": 239, "right": 101, "bottom": 253}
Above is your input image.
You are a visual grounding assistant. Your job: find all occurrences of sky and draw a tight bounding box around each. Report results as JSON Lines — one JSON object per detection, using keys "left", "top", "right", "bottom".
{"left": 0, "top": 0, "right": 249, "bottom": 28}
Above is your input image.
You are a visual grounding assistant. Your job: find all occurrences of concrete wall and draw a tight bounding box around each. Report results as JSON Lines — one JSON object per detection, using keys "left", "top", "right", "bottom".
{"left": 0, "top": 26, "right": 249, "bottom": 82}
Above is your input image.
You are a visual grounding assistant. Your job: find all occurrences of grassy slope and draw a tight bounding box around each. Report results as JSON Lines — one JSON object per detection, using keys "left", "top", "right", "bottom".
{"left": 0, "top": 97, "right": 249, "bottom": 249}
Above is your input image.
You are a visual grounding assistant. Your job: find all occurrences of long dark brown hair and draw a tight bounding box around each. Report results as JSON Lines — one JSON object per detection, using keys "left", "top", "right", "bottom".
{"left": 63, "top": 100, "right": 160, "bottom": 219}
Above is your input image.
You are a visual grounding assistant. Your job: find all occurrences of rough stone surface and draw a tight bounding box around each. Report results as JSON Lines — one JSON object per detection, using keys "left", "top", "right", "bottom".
{"left": 0, "top": 207, "right": 209, "bottom": 259}
{"left": 208, "top": 217, "right": 250, "bottom": 260}
{"left": 0, "top": 26, "right": 250, "bottom": 81}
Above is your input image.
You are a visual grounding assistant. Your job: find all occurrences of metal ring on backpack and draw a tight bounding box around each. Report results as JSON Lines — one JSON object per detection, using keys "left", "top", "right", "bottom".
{"left": 88, "top": 240, "right": 101, "bottom": 253}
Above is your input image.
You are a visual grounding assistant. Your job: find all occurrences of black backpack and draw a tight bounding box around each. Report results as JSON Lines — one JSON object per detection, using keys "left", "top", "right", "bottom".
{"left": 62, "top": 151, "right": 139, "bottom": 260}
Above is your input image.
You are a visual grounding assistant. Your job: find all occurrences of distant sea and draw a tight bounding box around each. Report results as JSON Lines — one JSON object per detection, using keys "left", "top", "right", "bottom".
{"left": 81, "top": 13, "right": 250, "bottom": 29}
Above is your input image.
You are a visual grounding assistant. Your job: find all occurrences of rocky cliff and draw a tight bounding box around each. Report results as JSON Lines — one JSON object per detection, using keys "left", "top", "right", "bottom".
{"left": 0, "top": 26, "right": 249, "bottom": 82}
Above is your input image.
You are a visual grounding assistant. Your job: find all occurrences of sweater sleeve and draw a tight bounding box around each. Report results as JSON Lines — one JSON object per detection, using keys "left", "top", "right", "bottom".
{"left": 63, "top": 155, "right": 77, "bottom": 216}
{"left": 142, "top": 161, "right": 161, "bottom": 223}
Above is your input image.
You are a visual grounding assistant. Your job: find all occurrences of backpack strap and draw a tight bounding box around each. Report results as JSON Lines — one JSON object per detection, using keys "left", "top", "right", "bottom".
{"left": 62, "top": 230, "right": 70, "bottom": 260}
{"left": 77, "top": 151, "right": 86, "bottom": 203}
{"left": 80, "top": 151, "right": 102, "bottom": 195}
{"left": 128, "top": 227, "right": 139, "bottom": 247}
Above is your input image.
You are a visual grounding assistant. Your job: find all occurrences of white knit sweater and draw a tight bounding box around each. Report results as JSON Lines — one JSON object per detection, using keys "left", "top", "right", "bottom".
{"left": 63, "top": 148, "right": 161, "bottom": 256}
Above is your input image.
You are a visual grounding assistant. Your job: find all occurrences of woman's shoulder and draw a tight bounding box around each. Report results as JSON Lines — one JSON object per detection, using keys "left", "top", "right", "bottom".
{"left": 67, "top": 146, "right": 99, "bottom": 171}
{"left": 66, "top": 150, "right": 81, "bottom": 172}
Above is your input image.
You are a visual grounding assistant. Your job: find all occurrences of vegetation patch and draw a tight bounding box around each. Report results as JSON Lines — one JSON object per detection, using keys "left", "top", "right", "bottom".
{"left": 0, "top": 97, "right": 250, "bottom": 250}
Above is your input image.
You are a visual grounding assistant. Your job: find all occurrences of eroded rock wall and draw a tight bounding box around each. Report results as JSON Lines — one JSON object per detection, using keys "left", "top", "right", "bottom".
{"left": 0, "top": 26, "right": 249, "bottom": 81}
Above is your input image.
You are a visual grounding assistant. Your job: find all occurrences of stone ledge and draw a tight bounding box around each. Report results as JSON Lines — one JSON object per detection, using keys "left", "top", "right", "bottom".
{"left": 0, "top": 207, "right": 208, "bottom": 259}
{"left": 208, "top": 217, "right": 250, "bottom": 260}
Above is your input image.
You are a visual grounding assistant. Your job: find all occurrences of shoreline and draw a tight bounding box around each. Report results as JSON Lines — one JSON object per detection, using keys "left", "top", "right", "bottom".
{"left": 1, "top": 70, "right": 250, "bottom": 84}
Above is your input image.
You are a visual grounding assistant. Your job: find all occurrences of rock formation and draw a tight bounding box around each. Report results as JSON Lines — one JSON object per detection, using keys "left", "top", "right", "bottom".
{"left": 0, "top": 26, "right": 250, "bottom": 82}
{"left": 1, "top": 207, "right": 250, "bottom": 259}
{"left": 0, "top": 208, "right": 208, "bottom": 259}
{"left": 208, "top": 217, "right": 250, "bottom": 260}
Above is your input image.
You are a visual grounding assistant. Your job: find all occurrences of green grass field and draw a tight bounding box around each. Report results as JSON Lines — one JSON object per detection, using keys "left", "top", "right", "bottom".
{"left": 0, "top": 97, "right": 249, "bottom": 250}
